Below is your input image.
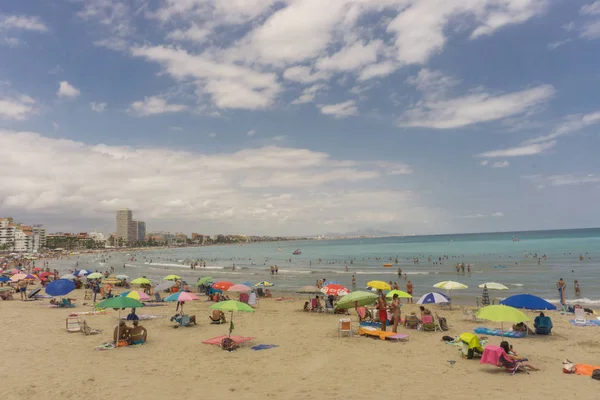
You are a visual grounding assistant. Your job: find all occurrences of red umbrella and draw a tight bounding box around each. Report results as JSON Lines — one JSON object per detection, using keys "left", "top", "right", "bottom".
{"left": 212, "top": 281, "right": 234, "bottom": 290}
{"left": 32, "top": 267, "right": 42, "bottom": 272}
{"left": 39, "top": 272, "right": 54, "bottom": 279}
{"left": 320, "top": 284, "right": 350, "bottom": 296}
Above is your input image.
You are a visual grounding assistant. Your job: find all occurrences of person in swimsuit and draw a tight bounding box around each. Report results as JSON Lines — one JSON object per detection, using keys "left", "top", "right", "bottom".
{"left": 556, "top": 278, "right": 566, "bottom": 304}
{"left": 17, "top": 279, "right": 27, "bottom": 301}
{"left": 377, "top": 290, "right": 388, "bottom": 331}
{"left": 390, "top": 294, "right": 401, "bottom": 333}
{"left": 406, "top": 280, "right": 413, "bottom": 304}
{"left": 499, "top": 341, "right": 540, "bottom": 371}
{"left": 574, "top": 280, "right": 581, "bottom": 297}
{"left": 129, "top": 320, "right": 147, "bottom": 344}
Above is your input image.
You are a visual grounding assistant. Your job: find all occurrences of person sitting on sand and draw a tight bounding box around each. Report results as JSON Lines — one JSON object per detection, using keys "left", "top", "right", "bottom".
{"left": 114, "top": 321, "right": 131, "bottom": 343}
{"left": 303, "top": 301, "right": 310, "bottom": 312}
{"left": 221, "top": 337, "right": 239, "bottom": 352}
{"left": 265, "top": 289, "right": 272, "bottom": 298}
{"left": 499, "top": 341, "right": 540, "bottom": 371}
{"left": 129, "top": 320, "right": 147, "bottom": 344}
{"left": 419, "top": 306, "right": 431, "bottom": 316}
{"left": 512, "top": 322, "right": 534, "bottom": 335}
{"left": 404, "top": 312, "right": 420, "bottom": 329}
{"left": 210, "top": 310, "right": 227, "bottom": 323}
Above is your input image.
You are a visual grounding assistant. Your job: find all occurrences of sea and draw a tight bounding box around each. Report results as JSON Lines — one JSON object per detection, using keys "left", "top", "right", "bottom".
{"left": 83, "top": 228, "right": 600, "bottom": 306}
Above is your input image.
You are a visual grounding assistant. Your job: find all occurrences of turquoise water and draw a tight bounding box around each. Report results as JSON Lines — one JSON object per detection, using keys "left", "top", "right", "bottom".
{"left": 97, "top": 228, "right": 600, "bottom": 304}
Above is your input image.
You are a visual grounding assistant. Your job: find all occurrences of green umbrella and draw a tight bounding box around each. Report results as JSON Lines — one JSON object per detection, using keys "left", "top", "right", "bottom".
{"left": 196, "top": 276, "right": 213, "bottom": 285}
{"left": 87, "top": 272, "right": 103, "bottom": 279}
{"left": 131, "top": 277, "right": 151, "bottom": 285}
{"left": 210, "top": 300, "right": 255, "bottom": 337}
{"left": 475, "top": 305, "right": 529, "bottom": 336}
{"left": 96, "top": 297, "right": 144, "bottom": 346}
{"left": 335, "top": 291, "right": 378, "bottom": 310}
{"left": 385, "top": 289, "right": 412, "bottom": 299}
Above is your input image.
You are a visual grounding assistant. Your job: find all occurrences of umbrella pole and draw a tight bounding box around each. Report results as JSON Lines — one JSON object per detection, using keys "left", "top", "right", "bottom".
{"left": 229, "top": 311, "right": 234, "bottom": 338}
{"left": 116, "top": 309, "right": 121, "bottom": 347}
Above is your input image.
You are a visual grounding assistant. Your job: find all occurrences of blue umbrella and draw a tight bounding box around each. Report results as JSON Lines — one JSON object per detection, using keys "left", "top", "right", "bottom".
{"left": 45, "top": 279, "right": 76, "bottom": 297}
{"left": 416, "top": 292, "right": 451, "bottom": 304}
{"left": 500, "top": 293, "right": 557, "bottom": 310}
{"left": 241, "top": 281, "right": 253, "bottom": 287}
{"left": 0, "top": 276, "right": 9, "bottom": 282}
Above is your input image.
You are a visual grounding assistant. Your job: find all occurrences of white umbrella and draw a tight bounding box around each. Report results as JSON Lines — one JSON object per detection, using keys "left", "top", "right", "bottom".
{"left": 154, "top": 281, "right": 175, "bottom": 292}
{"left": 434, "top": 281, "right": 468, "bottom": 290}
{"left": 478, "top": 282, "right": 509, "bottom": 290}
{"left": 60, "top": 274, "right": 76, "bottom": 280}
{"left": 417, "top": 292, "right": 451, "bottom": 305}
{"left": 77, "top": 270, "right": 89, "bottom": 276}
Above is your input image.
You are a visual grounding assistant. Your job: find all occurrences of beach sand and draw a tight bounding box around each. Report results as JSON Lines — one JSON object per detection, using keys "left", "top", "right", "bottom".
{"left": 1, "top": 289, "right": 599, "bottom": 400}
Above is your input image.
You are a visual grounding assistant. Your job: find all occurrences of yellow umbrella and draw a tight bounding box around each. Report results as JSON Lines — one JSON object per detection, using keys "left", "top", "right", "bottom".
{"left": 433, "top": 281, "right": 468, "bottom": 290}
{"left": 164, "top": 275, "right": 181, "bottom": 281}
{"left": 367, "top": 280, "right": 391, "bottom": 291}
{"left": 131, "top": 277, "right": 151, "bottom": 285}
{"left": 385, "top": 290, "right": 412, "bottom": 299}
{"left": 475, "top": 305, "right": 529, "bottom": 336}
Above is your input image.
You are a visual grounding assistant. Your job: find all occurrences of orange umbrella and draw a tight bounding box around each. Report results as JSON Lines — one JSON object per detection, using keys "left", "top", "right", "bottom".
{"left": 212, "top": 281, "right": 234, "bottom": 290}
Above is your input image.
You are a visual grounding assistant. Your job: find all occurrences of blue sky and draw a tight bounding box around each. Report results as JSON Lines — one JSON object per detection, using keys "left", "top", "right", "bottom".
{"left": 1, "top": 0, "right": 600, "bottom": 236}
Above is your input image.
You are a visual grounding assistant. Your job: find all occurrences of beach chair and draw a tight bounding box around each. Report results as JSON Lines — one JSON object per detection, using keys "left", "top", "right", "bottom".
{"left": 239, "top": 293, "right": 249, "bottom": 304}
{"left": 325, "top": 301, "right": 335, "bottom": 313}
{"left": 338, "top": 318, "right": 352, "bottom": 337}
{"left": 480, "top": 345, "right": 528, "bottom": 375}
{"left": 66, "top": 315, "right": 81, "bottom": 332}
{"left": 61, "top": 298, "right": 75, "bottom": 308}
{"left": 311, "top": 299, "right": 323, "bottom": 313}
{"left": 419, "top": 314, "right": 439, "bottom": 332}
{"left": 462, "top": 307, "right": 482, "bottom": 322}
{"left": 256, "top": 288, "right": 265, "bottom": 297}
{"left": 534, "top": 315, "right": 553, "bottom": 335}
{"left": 435, "top": 313, "right": 449, "bottom": 331}
{"left": 574, "top": 308, "right": 587, "bottom": 325}
{"left": 248, "top": 292, "right": 258, "bottom": 308}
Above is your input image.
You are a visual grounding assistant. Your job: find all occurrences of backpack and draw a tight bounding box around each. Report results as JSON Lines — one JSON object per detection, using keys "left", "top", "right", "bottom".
{"left": 592, "top": 370, "right": 600, "bottom": 380}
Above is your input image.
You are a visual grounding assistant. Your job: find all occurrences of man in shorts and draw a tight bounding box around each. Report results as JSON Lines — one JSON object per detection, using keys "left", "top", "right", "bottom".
{"left": 18, "top": 279, "right": 27, "bottom": 301}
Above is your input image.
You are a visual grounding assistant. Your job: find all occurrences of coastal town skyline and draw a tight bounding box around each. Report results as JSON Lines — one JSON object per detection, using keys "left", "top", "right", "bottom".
{"left": 2, "top": 1, "right": 600, "bottom": 236}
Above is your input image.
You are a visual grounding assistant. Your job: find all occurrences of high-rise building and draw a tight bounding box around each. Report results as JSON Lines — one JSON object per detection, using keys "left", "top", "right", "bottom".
{"left": 137, "top": 221, "right": 146, "bottom": 242}
{"left": 116, "top": 209, "right": 133, "bottom": 243}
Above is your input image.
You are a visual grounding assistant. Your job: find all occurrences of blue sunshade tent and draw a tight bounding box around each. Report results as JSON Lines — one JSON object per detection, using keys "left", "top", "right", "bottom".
{"left": 45, "top": 279, "right": 76, "bottom": 297}
{"left": 500, "top": 293, "right": 557, "bottom": 310}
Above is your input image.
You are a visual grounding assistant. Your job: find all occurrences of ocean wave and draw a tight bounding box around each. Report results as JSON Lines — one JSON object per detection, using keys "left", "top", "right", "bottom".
{"left": 354, "top": 271, "right": 429, "bottom": 275}
{"left": 546, "top": 298, "right": 600, "bottom": 305}
{"left": 276, "top": 269, "right": 313, "bottom": 274}
{"left": 511, "top": 284, "right": 524, "bottom": 287}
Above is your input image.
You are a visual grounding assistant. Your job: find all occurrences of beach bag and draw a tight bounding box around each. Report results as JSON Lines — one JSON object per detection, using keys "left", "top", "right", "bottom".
{"left": 438, "top": 317, "right": 449, "bottom": 331}
{"left": 592, "top": 370, "right": 600, "bottom": 380}
{"left": 117, "top": 340, "right": 128, "bottom": 347}
{"left": 563, "top": 360, "right": 576, "bottom": 374}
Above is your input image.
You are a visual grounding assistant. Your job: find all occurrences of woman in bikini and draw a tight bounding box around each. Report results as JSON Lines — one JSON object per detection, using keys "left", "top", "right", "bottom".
{"left": 377, "top": 291, "right": 388, "bottom": 332}
{"left": 499, "top": 341, "right": 540, "bottom": 371}
{"left": 390, "top": 293, "right": 401, "bottom": 333}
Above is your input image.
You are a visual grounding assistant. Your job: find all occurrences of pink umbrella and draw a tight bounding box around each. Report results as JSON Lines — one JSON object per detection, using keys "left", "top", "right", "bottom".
{"left": 227, "top": 284, "right": 251, "bottom": 293}
{"left": 11, "top": 273, "right": 28, "bottom": 282}
{"left": 10, "top": 268, "right": 21, "bottom": 274}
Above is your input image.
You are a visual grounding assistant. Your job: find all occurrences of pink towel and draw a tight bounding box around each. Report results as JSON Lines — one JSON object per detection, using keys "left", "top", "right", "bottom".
{"left": 356, "top": 307, "right": 366, "bottom": 318}
{"left": 480, "top": 345, "right": 503, "bottom": 365}
{"left": 202, "top": 335, "right": 256, "bottom": 345}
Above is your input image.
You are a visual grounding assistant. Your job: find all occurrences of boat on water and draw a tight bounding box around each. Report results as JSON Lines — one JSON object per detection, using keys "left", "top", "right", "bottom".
{"left": 292, "top": 249, "right": 301, "bottom": 255}
{"left": 383, "top": 263, "right": 393, "bottom": 267}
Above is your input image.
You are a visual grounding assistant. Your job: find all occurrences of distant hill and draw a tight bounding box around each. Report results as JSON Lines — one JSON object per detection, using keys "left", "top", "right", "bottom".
{"left": 324, "top": 228, "right": 397, "bottom": 237}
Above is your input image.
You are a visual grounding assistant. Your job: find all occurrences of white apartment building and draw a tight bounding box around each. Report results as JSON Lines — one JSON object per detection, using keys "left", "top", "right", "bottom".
{"left": 0, "top": 218, "right": 46, "bottom": 252}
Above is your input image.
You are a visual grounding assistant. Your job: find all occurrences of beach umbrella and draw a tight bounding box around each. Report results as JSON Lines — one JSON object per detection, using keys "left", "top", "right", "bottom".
{"left": 241, "top": 281, "right": 253, "bottom": 287}
{"left": 45, "top": 279, "right": 75, "bottom": 297}
{"left": 10, "top": 268, "right": 21, "bottom": 274}
{"left": 255, "top": 281, "right": 274, "bottom": 287}
{"left": 416, "top": 292, "right": 451, "bottom": 305}
{"left": 164, "top": 274, "right": 181, "bottom": 281}
{"left": 77, "top": 269, "right": 90, "bottom": 276}
{"left": 478, "top": 282, "right": 509, "bottom": 290}
{"left": 321, "top": 284, "right": 349, "bottom": 296}
{"left": 102, "top": 277, "right": 121, "bottom": 285}
{"left": 500, "top": 294, "right": 557, "bottom": 311}
{"left": 0, "top": 276, "right": 10, "bottom": 282}
{"left": 39, "top": 272, "right": 54, "bottom": 279}
{"left": 116, "top": 275, "right": 129, "bottom": 280}
{"left": 367, "top": 280, "right": 391, "bottom": 291}
{"left": 212, "top": 281, "right": 234, "bottom": 290}
{"left": 228, "top": 284, "right": 252, "bottom": 293}
{"left": 87, "top": 272, "right": 103, "bottom": 279}
{"left": 335, "top": 291, "right": 378, "bottom": 309}
{"left": 481, "top": 285, "right": 490, "bottom": 307}
{"left": 11, "top": 273, "right": 28, "bottom": 282}
{"left": 197, "top": 276, "right": 213, "bottom": 285}
{"left": 210, "top": 300, "right": 255, "bottom": 337}
{"left": 131, "top": 277, "right": 151, "bottom": 285}
{"left": 476, "top": 305, "right": 529, "bottom": 336}
{"left": 32, "top": 267, "right": 42, "bottom": 272}
{"left": 120, "top": 291, "right": 151, "bottom": 301}
{"left": 155, "top": 281, "right": 175, "bottom": 292}
{"left": 433, "top": 281, "right": 468, "bottom": 290}
{"left": 96, "top": 297, "right": 144, "bottom": 347}
{"left": 60, "top": 274, "right": 76, "bottom": 280}
{"left": 165, "top": 291, "right": 200, "bottom": 314}
{"left": 296, "top": 286, "right": 322, "bottom": 294}
{"left": 385, "top": 290, "right": 412, "bottom": 300}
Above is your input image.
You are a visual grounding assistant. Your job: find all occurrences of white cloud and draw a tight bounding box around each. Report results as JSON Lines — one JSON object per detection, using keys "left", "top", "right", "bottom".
{"left": 406, "top": 68, "right": 460, "bottom": 100}
{"left": 491, "top": 212, "right": 504, "bottom": 217}
{"left": 291, "top": 84, "right": 326, "bottom": 105}
{"left": 130, "top": 45, "right": 281, "bottom": 110}
{"left": 3, "top": 37, "right": 23, "bottom": 48}
{"left": 547, "top": 39, "right": 571, "bottom": 50}
{"left": 581, "top": 1, "right": 600, "bottom": 16}
{"left": 492, "top": 160, "right": 510, "bottom": 168}
{"left": 480, "top": 160, "right": 489, "bottom": 166}
{"left": 461, "top": 212, "right": 504, "bottom": 219}
{"left": 398, "top": 84, "right": 555, "bottom": 129}
{"left": 208, "top": 132, "right": 217, "bottom": 138}
{"left": 90, "top": 102, "right": 107, "bottom": 112}
{"left": 581, "top": 20, "right": 600, "bottom": 38}
{"left": 272, "top": 135, "right": 287, "bottom": 141}
{"left": 377, "top": 161, "right": 413, "bottom": 175}
{"left": 0, "top": 94, "right": 37, "bottom": 120}
{"left": 167, "top": 24, "right": 211, "bottom": 43}
{"left": 525, "top": 110, "right": 600, "bottom": 144}
{"left": 358, "top": 61, "right": 399, "bottom": 81}
{"left": 319, "top": 100, "right": 358, "bottom": 119}
{"left": 128, "top": 96, "right": 187, "bottom": 116}
{"left": 477, "top": 140, "right": 556, "bottom": 158}
{"left": 315, "top": 40, "right": 382, "bottom": 72}
{"left": 523, "top": 173, "right": 600, "bottom": 187}
{"left": 57, "top": 81, "right": 81, "bottom": 98}
{"left": 0, "top": 130, "right": 436, "bottom": 235}
{"left": 0, "top": 15, "right": 48, "bottom": 32}
{"left": 247, "top": 129, "right": 256, "bottom": 137}
{"left": 94, "top": 37, "right": 128, "bottom": 51}
{"left": 282, "top": 66, "right": 330, "bottom": 84}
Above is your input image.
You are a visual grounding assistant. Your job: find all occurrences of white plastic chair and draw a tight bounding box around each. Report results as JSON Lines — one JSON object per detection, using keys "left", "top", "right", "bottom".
{"left": 338, "top": 318, "right": 352, "bottom": 337}
{"left": 574, "top": 308, "right": 587, "bottom": 325}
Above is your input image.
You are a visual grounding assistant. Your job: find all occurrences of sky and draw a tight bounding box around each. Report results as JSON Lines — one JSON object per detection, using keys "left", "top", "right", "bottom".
{"left": 1, "top": 0, "right": 600, "bottom": 237}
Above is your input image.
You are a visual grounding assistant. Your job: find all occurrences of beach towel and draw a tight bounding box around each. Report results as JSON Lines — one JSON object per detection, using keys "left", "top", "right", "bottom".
{"left": 385, "top": 333, "right": 409, "bottom": 341}
{"left": 573, "top": 364, "right": 600, "bottom": 376}
{"left": 275, "top": 297, "right": 295, "bottom": 301}
{"left": 358, "top": 327, "right": 398, "bottom": 340}
{"left": 356, "top": 307, "right": 366, "bottom": 319}
{"left": 474, "top": 327, "right": 525, "bottom": 338}
{"left": 480, "top": 345, "right": 503, "bottom": 366}
{"left": 74, "top": 310, "right": 108, "bottom": 316}
{"left": 202, "top": 335, "right": 255, "bottom": 346}
{"left": 95, "top": 342, "right": 115, "bottom": 351}
{"left": 120, "top": 315, "right": 164, "bottom": 321}
{"left": 569, "top": 319, "right": 600, "bottom": 327}
{"left": 251, "top": 344, "right": 279, "bottom": 351}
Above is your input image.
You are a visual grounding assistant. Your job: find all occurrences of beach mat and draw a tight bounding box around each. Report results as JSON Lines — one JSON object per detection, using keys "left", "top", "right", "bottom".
{"left": 569, "top": 319, "right": 600, "bottom": 327}
{"left": 120, "top": 315, "right": 164, "bottom": 321}
{"left": 251, "top": 344, "right": 279, "bottom": 351}
{"left": 202, "top": 335, "right": 255, "bottom": 346}
{"left": 73, "top": 310, "right": 108, "bottom": 316}
{"left": 474, "top": 327, "right": 525, "bottom": 338}
{"left": 358, "top": 327, "right": 404, "bottom": 340}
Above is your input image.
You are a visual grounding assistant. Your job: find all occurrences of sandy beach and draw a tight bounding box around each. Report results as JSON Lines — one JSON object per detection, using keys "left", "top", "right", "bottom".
{"left": 2, "top": 285, "right": 600, "bottom": 400}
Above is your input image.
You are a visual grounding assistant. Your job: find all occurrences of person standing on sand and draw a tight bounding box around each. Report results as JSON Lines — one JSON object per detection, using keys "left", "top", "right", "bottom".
{"left": 557, "top": 278, "right": 566, "bottom": 304}
{"left": 18, "top": 279, "right": 27, "bottom": 300}
{"left": 406, "top": 280, "right": 413, "bottom": 304}
{"left": 390, "top": 293, "right": 401, "bottom": 333}
{"left": 377, "top": 290, "right": 388, "bottom": 332}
